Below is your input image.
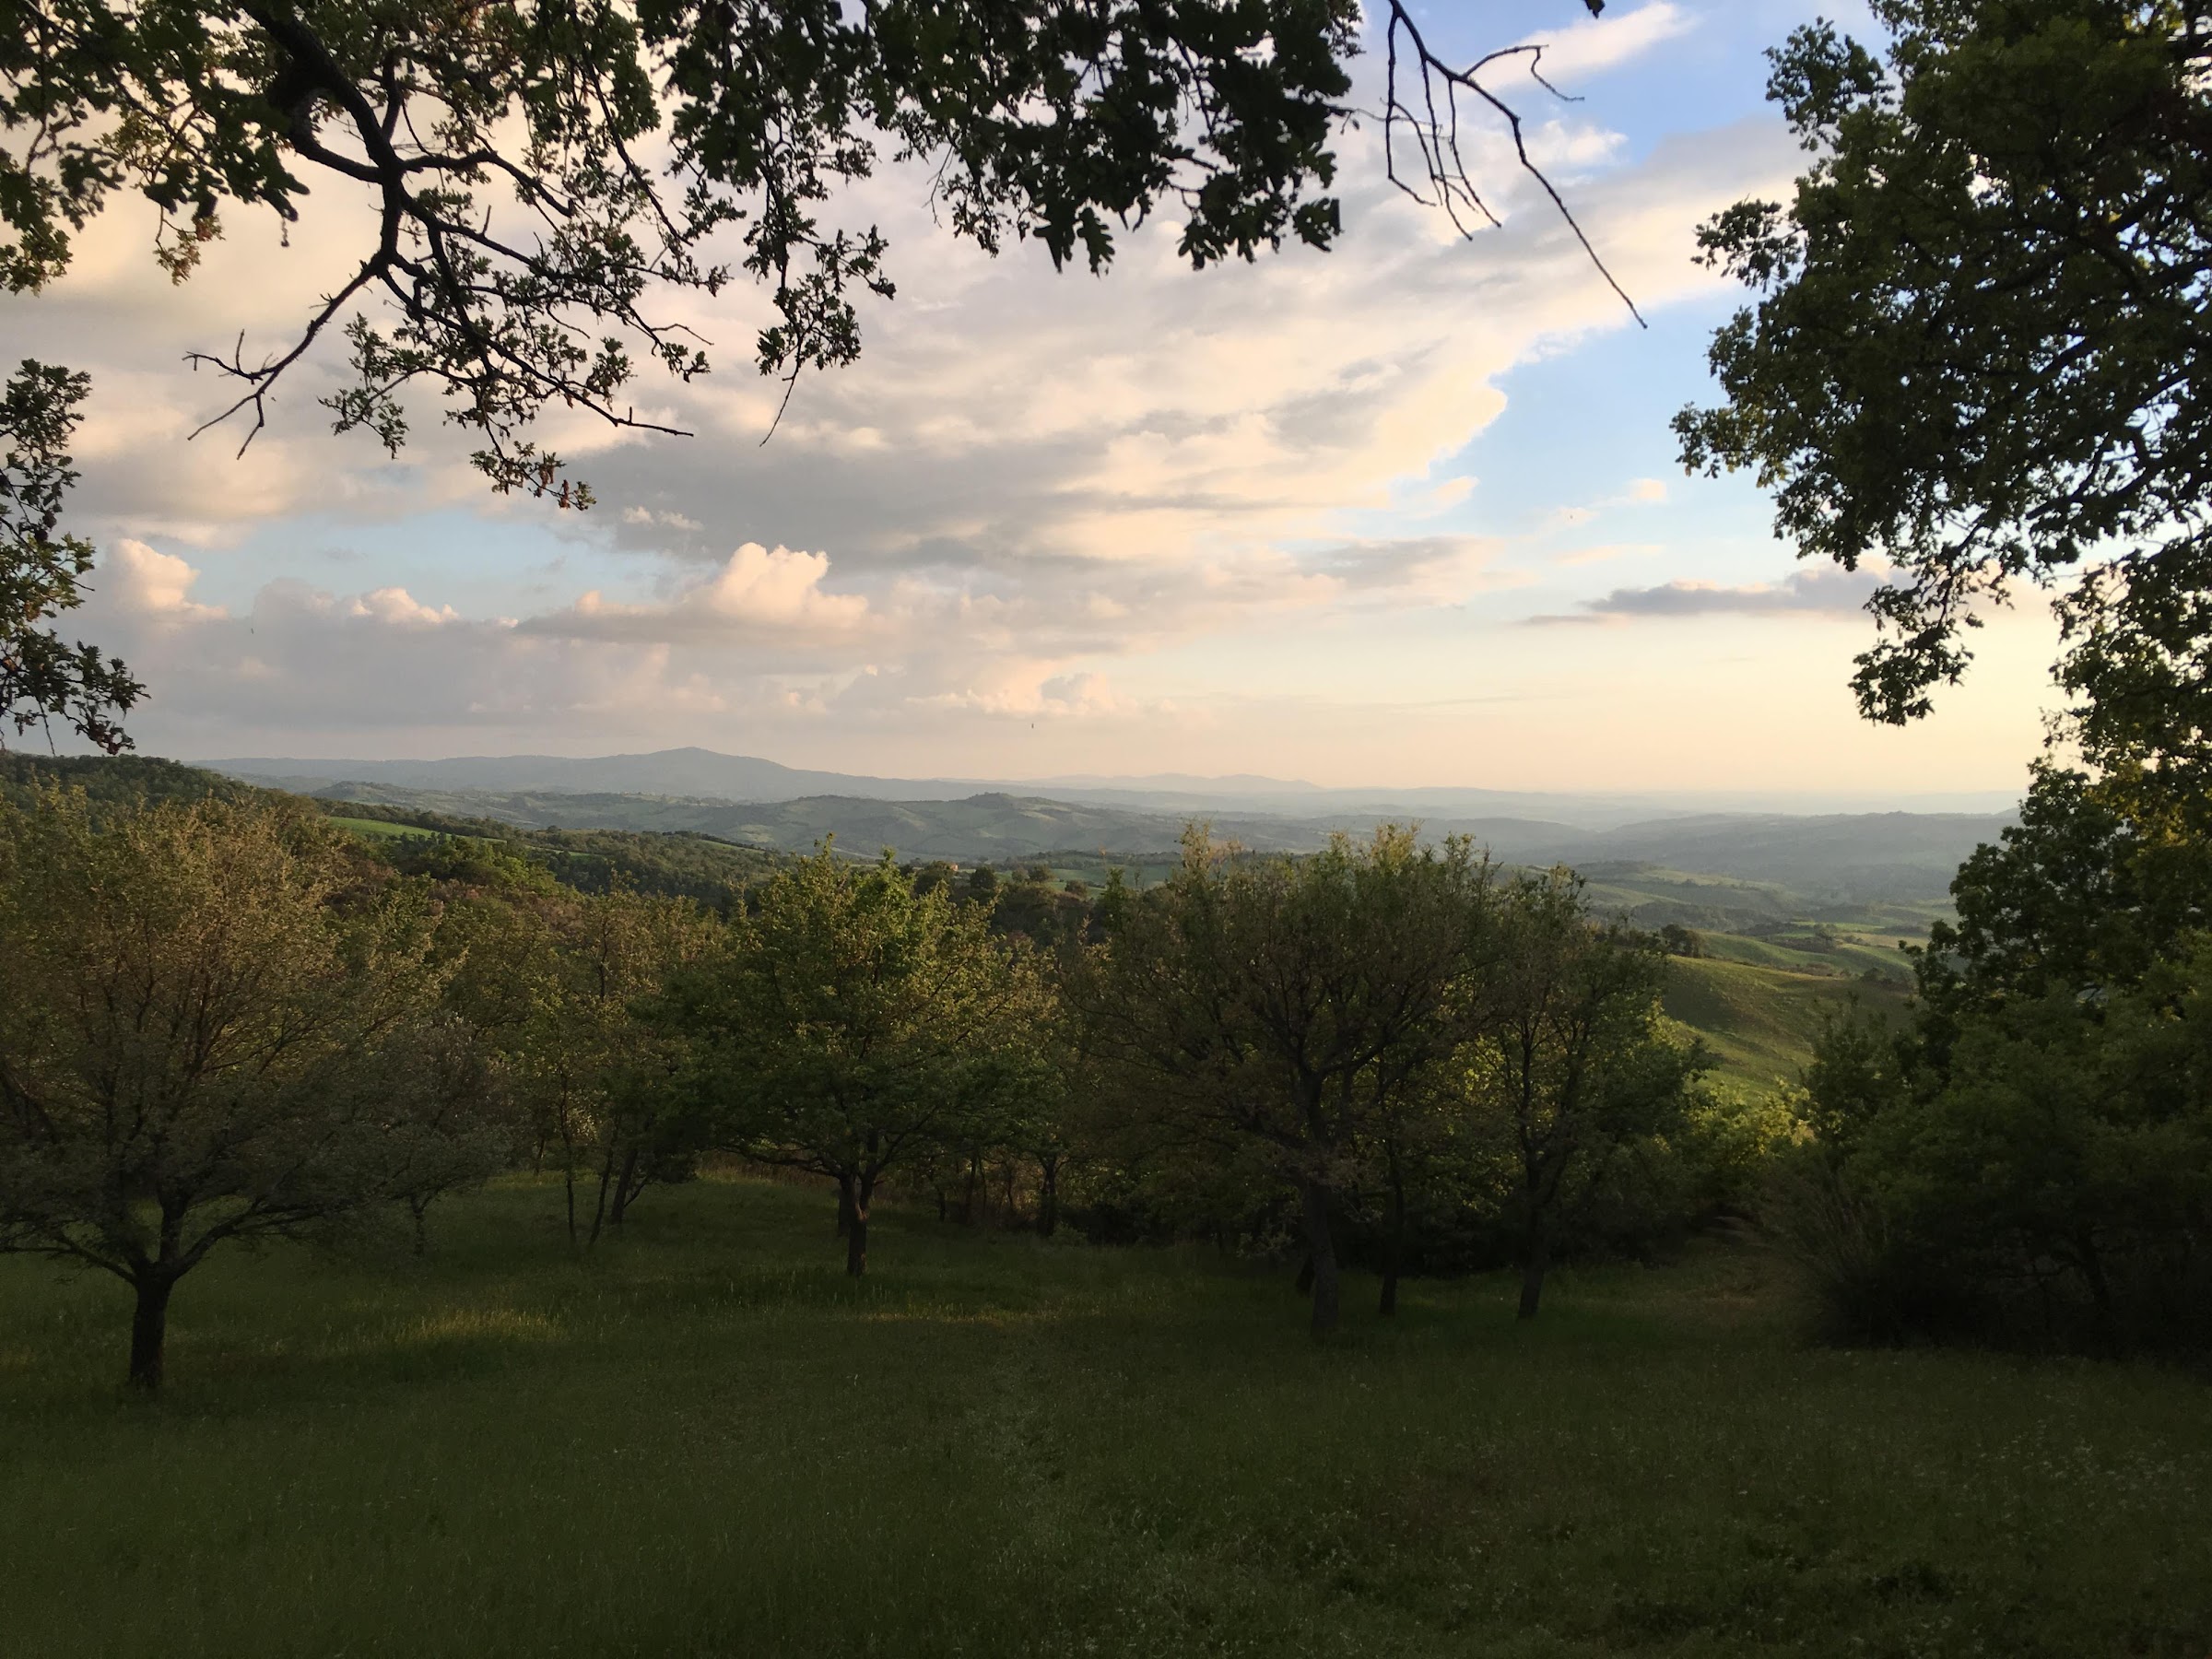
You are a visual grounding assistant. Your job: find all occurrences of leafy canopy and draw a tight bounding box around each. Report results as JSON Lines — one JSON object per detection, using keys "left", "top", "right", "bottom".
{"left": 1677, "top": 0, "right": 2212, "bottom": 766}
{"left": 5, "top": 0, "right": 1606, "bottom": 501}
{"left": 0, "top": 359, "right": 140, "bottom": 750}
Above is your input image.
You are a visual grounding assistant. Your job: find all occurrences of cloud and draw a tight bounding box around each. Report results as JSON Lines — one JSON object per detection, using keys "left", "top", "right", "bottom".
{"left": 105, "top": 537, "right": 226, "bottom": 622}
{"left": 524, "top": 543, "right": 874, "bottom": 645}
{"left": 1530, "top": 565, "right": 1878, "bottom": 625}
{"left": 912, "top": 667, "right": 1140, "bottom": 721}
{"left": 1551, "top": 543, "right": 1659, "bottom": 568}
{"left": 1308, "top": 535, "right": 1523, "bottom": 603}
{"left": 1513, "top": 4, "right": 1695, "bottom": 86}
{"left": 3, "top": 17, "right": 1806, "bottom": 766}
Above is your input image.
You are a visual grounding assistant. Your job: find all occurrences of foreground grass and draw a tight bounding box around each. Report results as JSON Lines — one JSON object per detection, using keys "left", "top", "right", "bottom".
{"left": 1, "top": 1179, "right": 2205, "bottom": 1658}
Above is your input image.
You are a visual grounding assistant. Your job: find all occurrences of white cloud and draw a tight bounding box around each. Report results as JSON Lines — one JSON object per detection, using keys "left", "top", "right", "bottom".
{"left": 1507, "top": 3, "right": 1695, "bottom": 87}
{"left": 527, "top": 544, "right": 873, "bottom": 645}
{"left": 105, "top": 538, "right": 225, "bottom": 622}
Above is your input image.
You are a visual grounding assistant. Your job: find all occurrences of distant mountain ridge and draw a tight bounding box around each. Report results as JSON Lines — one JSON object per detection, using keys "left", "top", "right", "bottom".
{"left": 300, "top": 777, "right": 2012, "bottom": 905}
{"left": 204, "top": 747, "right": 2021, "bottom": 830}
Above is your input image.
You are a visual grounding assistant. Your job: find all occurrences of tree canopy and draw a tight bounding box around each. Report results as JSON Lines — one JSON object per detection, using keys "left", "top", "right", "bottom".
{"left": 677, "top": 846, "right": 1042, "bottom": 1276}
{"left": 1081, "top": 826, "right": 1498, "bottom": 1335}
{"left": 1677, "top": 0, "right": 2212, "bottom": 767}
{"left": 0, "top": 791, "right": 495, "bottom": 1386}
{"left": 0, "top": 360, "right": 139, "bottom": 750}
{"left": 6, "top": 0, "right": 1610, "bottom": 501}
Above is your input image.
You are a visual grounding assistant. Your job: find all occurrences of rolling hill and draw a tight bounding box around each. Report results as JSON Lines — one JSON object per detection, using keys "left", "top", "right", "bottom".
{"left": 10, "top": 754, "right": 1936, "bottom": 1090}
{"left": 1662, "top": 956, "right": 1909, "bottom": 1087}
{"left": 293, "top": 776, "right": 2005, "bottom": 911}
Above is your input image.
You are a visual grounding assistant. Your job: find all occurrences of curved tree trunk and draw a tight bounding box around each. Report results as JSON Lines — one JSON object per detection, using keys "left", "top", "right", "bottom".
{"left": 837, "top": 1172, "right": 857, "bottom": 1238}
{"left": 1300, "top": 1180, "right": 1341, "bottom": 1337}
{"left": 608, "top": 1145, "right": 642, "bottom": 1228}
{"left": 846, "top": 1175, "right": 874, "bottom": 1277}
{"left": 128, "top": 1273, "right": 175, "bottom": 1392}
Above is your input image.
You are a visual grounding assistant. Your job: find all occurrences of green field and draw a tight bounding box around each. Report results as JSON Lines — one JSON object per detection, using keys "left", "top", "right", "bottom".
{"left": 325, "top": 814, "right": 441, "bottom": 841}
{"left": 1, "top": 1177, "right": 2204, "bottom": 1659}
{"left": 1663, "top": 956, "right": 1911, "bottom": 1087}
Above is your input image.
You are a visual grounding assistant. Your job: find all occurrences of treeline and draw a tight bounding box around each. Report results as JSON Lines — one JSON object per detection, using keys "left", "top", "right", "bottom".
{"left": 0, "top": 788, "right": 1780, "bottom": 1389}
{"left": 1783, "top": 765, "right": 2212, "bottom": 1357}
{"left": 9, "top": 766, "right": 2204, "bottom": 1394}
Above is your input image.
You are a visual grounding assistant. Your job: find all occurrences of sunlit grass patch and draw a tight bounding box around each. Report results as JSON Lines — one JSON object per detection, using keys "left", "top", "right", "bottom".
{"left": 394, "top": 1305, "right": 563, "bottom": 1346}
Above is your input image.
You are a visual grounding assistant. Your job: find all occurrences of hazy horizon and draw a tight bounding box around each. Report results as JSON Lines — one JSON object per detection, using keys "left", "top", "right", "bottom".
{"left": 188, "top": 743, "right": 2024, "bottom": 818}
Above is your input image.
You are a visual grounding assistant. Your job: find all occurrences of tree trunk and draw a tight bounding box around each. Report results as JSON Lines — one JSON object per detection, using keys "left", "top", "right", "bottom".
{"left": 837, "top": 1172, "right": 857, "bottom": 1238}
{"left": 1300, "top": 1181, "right": 1340, "bottom": 1337}
{"left": 1380, "top": 1147, "right": 1406, "bottom": 1317}
{"left": 845, "top": 1174, "right": 875, "bottom": 1277}
{"left": 562, "top": 1148, "right": 580, "bottom": 1249}
{"left": 409, "top": 1197, "right": 430, "bottom": 1256}
{"left": 1518, "top": 1219, "right": 1551, "bottom": 1321}
{"left": 1295, "top": 1253, "right": 1315, "bottom": 1296}
{"left": 586, "top": 1147, "right": 615, "bottom": 1248}
{"left": 609, "top": 1146, "right": 641, "bottom": 1228}
{"left": 2076, "top": 1229, "right": 2118, "bottom": 1352}
{"left": 959, "top": 1154, "right": 979, "bottom": 1226}
{"left": 128, "top": 1273, "right": 175, "bottom": 1392}
{"left": 1038, "top": 1159, "right": 1059, "bottom": 1238}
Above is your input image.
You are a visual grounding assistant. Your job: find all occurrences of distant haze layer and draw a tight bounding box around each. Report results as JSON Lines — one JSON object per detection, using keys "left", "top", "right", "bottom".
{"left": 203, "top": 747, "right": 2019, "bottom": 832}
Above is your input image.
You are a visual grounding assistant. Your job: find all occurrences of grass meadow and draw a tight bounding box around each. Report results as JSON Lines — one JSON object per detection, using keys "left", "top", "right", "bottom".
{"left": 1662, "top": 957, "right": 1909, "bottom": 1087}
{"left": 1, "top": 1176, "right": 2206, "bottom": 1659}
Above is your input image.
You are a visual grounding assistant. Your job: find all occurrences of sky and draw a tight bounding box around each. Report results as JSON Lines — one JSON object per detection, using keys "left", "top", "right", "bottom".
{"left": 9, "top": 0, "right": 2059, "bottom": 802}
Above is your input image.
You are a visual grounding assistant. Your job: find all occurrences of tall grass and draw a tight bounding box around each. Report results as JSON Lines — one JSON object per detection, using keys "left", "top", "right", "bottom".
{"left": 0, "top": 1175, "right": 2206, "bottom": 1657}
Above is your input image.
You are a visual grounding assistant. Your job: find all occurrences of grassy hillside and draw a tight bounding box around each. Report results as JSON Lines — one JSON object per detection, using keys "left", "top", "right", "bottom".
{"left": 0, "top": 1178, "right": 2203, "bottom": 1659}
{"left": 0, "top": 753, "right": 269, "bottom": 814}
{"left": 0, "top": 758, "right": 790, "bottom": 906}
{"left": 316, "top": 799, "right": 789, "bottom": 904}
{"left": 1664, "top": 956, "right": 1910, "bottom": 1088}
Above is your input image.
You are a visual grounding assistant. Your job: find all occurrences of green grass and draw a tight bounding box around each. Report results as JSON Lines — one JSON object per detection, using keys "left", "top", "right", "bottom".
{"left": 1664, "top": 956, "right": 1910, "bottom": 1088}
{"left": 1, "top": 1177, "right": 2205, "bottom": 1659}
{"left": 325, "top": 814, "right": 440, "bottom": 841}
{"left": 1695, "top": 930, "right": 1915, "bottom": 982}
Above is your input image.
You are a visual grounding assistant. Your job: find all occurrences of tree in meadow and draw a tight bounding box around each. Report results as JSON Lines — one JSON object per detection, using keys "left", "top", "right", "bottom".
{"left": 678, "top": 848, "right": 1044, "bottom": 1276}
{"left": 1788, "top": 764, "right": 2212, "bottom": 1352}
{"left": 0, "top": 793, "right": 480, "bottom": 1389}
{"left": 1444, "top": 871, "right": 1704, "bottom": 1320}
{"left": 1083, "top": 826, "right": 1488, "bottom": 1335}
{"left": 442, "top": 882, "right": 716, "bottom": 1249}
